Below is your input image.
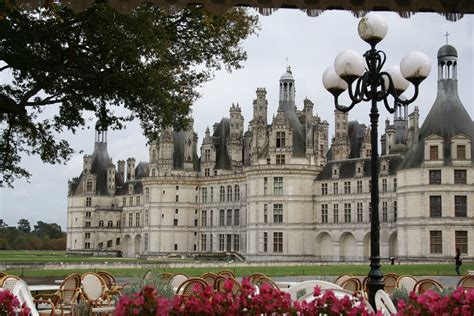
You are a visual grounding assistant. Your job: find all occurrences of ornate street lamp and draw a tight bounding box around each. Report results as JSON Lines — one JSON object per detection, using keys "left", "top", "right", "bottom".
{"left": 322, "top": 12, "right": 431, "bottom": 308}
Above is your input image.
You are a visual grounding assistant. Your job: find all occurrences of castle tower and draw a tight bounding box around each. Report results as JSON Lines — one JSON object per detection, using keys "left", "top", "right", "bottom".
{"left": 332, "top": 109, "right": 350, "bottom": 160}
{"left": 126, "top": 158, "right": 136, "bottom": 181}
{"left": 250, "top": 88, "right": 269, "bottom": 162}
{"left": 229, "top": 103, "right": 244, "bottom": 169}
{"left": 279, "top": 66, "right": 295, "bottom": 106}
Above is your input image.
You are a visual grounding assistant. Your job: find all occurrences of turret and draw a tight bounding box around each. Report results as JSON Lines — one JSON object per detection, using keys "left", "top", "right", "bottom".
{"left": 126, "top": 158, "right": 136, "bottom": 181}
{"left": 279, "top": 66, "right": 295, "bottom": 106}
{"left": 106, "top": 163, "right": 116, "bottom": 194}
{"left": 117, "top": 160, "right": 125, "bottom": 179}
{"left": 83, "top": 155, "right": 92, "bottom": 173}
{"left": 332, "top": 109, "right": 350, "bottom": 161}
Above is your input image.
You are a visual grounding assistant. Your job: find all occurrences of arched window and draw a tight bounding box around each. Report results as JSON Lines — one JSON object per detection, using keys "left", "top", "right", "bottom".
{"left": 234, "top": 185, "right": 240, "bottom": 201}
{"left": 99, "top": 220, "right": 104, "bottom": 228}
{"left": 107, "top": 221, "right": 113, "bottom": 228}
{"left": 227, "top": 185, "right": 232, "bottom": 201}
{"left": 220, "top": 186, "right": 225, "bottom": 202}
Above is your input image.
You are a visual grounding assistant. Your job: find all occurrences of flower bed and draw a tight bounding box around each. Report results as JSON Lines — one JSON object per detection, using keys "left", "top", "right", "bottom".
{"left": 116, "top": 278, "right": 474, "bottom": 316}
{"left": 0, "top": 290, "right": 29, "bottom": 316}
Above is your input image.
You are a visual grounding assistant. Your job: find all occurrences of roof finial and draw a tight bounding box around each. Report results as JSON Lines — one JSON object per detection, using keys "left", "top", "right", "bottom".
{"left": 444, "top": 31, "right": 450, "bottom": 45}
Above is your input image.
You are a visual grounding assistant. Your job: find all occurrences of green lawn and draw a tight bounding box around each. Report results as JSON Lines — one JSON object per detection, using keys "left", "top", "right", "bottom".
{"left": 2, "top": 251, "right": 471, "bottom": 279}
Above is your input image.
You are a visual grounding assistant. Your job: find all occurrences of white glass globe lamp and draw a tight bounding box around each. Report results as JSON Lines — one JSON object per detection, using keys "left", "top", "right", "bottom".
{"left": 383, "top": 66, "right": 410, "bottom": 95}
{"left": 334, "top": 49, "right": 366, "bottom": 84}
{"left": 400, "top": 52, "right": 431, "bottom": 84}
{"left": 322, "top": 67, "right": 348, "bottom": 97}
{"left": 358, "top": 12, "right": 388, "bottom": 46}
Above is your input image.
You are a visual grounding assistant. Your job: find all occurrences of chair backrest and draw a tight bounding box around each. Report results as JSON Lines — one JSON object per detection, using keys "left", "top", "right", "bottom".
{"left": 375, "top": 289, "right": 397, "bottom": 316}
{"left": 396, "top": 275, "right": 417, "bottom": 292}
{"left": 12, "top": 279, "right": 40, "bottom": 316}
{"left": 215, "top": 277, "right": 242, "bottom": 295}
{"left": 255, "top": 276, "right": 280, "bottom": 291}
{"left": 159, "top": 272, "right": 174, "bottom": 283}
{"left": 200, "top": 272, "right": 218, "bottom": 287}
{"left": 60, "top": 273, "right": 81, "bottom": 304}
{"left": 414, "top": 278, "right": 443, "bottom": 293}
{"left": 97, "top": 271, "right": 114, "bottom": 289}
{"left": 361, "top": 277, "right": 369, "bottom": 292}
{"left": 286, "top": 280, "right": 343, "bottom": 301}
{"left": 176, "top": 278, "right": 208, "bottom": 296}
{"left": 81, "top": 272, "right": 107, "bottom": 301}
{"left": 341, "top": 277, "right": 362, "bottom": 292}
{"left": 170, "top": 274, "right": 188, "bottom": 289}
{"left": 383, "top": 273, "right": 399, "bottom": 295}
{"left": 457, "top": 275, "right": 474, "bottom": 289}
{"left": 0, "top": 275, "right": 20, "bottom": 291}
{"left": 217, "top": 270, "right": 235, "bottom": 279}
{"left": 0, "top": 272, "right": 7, "bottom": 279}
{"left": 334, "top": 274, "right": 353, "bottom": 286}
{"left": 248, "top": 273, "right": 267, "bottom": 285}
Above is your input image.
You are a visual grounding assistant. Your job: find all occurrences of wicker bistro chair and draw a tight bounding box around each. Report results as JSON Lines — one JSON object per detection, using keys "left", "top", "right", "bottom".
{"left": 395, "top": 275, "right": 417, "bottom": 292}
{"left": 217, "top": 270, "right": 236, "bottom": 279}
{"left": 170, "top": 273, "right": 189, "bottom": 291}
{"left": 334, "top": 274, "right": 353, "bottom": 286}
{"left": 80, "top": 272, "right": 115, "bottom": 315}
{"left": 0, "top": 272, "right": 7, "bottom": 279}
{"left": 0, "top": 274, "right": 21, "bottom": 291}
{"left": 35, "top": 273, "right": 81, "bottom": 315}
{"left": 200, "top": 272, "right": 219, "bottom": 288}
{"left": 159, "top": 272, "right": 174, "bottom": 283}
{"left": 215, "top": 276, "right": 242, "bottom": 295}
{"left": 248, "top": 273, "right": 268, "bottom": 285}
{"left": 254, "top": 276, "right": 281, "bottom": 291}
{"left": 12, "top": 279, "right": 60, "bottom": 316}
{"left": 457, "top": 275, "right": 474, "bottom": 289}
{"left": 175, "top": 278, "right": 208, "bottom": 296}
{"left": 97, "top": 271, "right": 125, "bottom": 297}
{"left": 341, "top": 277, "right": 363, "bottom": 292}
{"left": 286, "top": 280, "right": 343, "bottom": 301}
{"left": 414, "top": 278, "right": 443, "bottom": 294}
{"left": 382, "top": 273, "right": 399, "bottom": 295}
{"left": 375, "top": 289, "right": 397, "bottom": 316}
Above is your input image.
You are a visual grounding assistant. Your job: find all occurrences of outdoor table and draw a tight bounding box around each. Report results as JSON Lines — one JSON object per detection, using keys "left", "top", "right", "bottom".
{"left": 28, "top": 284, "right": 59, "bottom": 296}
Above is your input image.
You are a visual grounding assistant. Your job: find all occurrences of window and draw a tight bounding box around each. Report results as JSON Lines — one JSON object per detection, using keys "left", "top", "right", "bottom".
{"left": 263, "top": 232, "right": 268, "bottom": 252}
{"left": 173, "top": 218, "right": 178, "bottom": 226}
{"left": 226, "top": 209, "right": 232, "bottom": 226}
{"left": 151, "top": 169, "right": 156, "bottom": 177}
{"left": 144, "top": 234, "right": 148, "bottom": 251}
{"left": 85, "top": 197, "right": 92, "bottom": 207}
{"left": 135, "top": 213, "right": 140, "bottom": 227}
{"left": 128, "top": 213, "right": 133, "bottom": 227}
{"left": 263, "top": 177, "right": 268, "bottom": 195}
{"left": 273, "top": 232, "right": 283, "bottom": 253}
{"left": 117, "top": 220, "right": 121, "bottom": 228}
{"left": 357, "top": 181, "right": 362, "bottom": 193}
{"left": 145, "top": 188, "right": 150, "bottom": 203}
{"left": 276, "top": 131, "right": 285, "bottom": 148}
{"left": 175, "top": 209, "right": 179, "bottom": 214}
{"left": 235, "top": 185, "right": 240, "bottom": 201}
{"left": 274, "top": 177, "right": 283, "bottom": 195}
{"left": 144, "top": 210, "right": 149, "bottom": 226}
{"left": 234, "top": 234, "right": 240, "bottom": 252}
{"left": 321, "top": 183, "right": 328, "bottom": 196}
{"left": 393, "top": 178, "right": 397, "bottom": 191}
{"left": 454, "top": 170, "right": 467, "bottom": 184}
{"left": 116, "top": 238, "right": 120, "bottom": 245}
{"left": 333, "top": 182, "right": 338, "bottom": 195}
{"left": 86, "top": 181, "right": 93, "bottom": 191}
{"left": 227, "top": 185, "right": 232, "bottom": 201}
{"left": 220, "top": 186, "right": 225, "bottom": 202}
{"left": 201, "top": 210, "right": 207, "bottom": 226}
{"left": 176, "top": 185, "right": 179, "bottom": 190}
{"left": 107, "top": 220, "right": 113, "bottom": 228}
{"left": 210, "top": 210, "right": 213, "bottom": 226}
{"left": 219, "top": 234, "right": 225, "bottom": 251}
{"left": 136, "top": 196, "right": 140, "bottom": 206}
{"left": 201, "top": 234, "right": 207, "bottom": 251}
{"left": 430, "top": 145, "right": 439, "bottom": 160}
{"left": 123, "top": 197, "right": 126, "bottom": 207}
{"left": 85, "top": 233, "right": 90, "bottom": 239}
{"left": 344, "top": 203, "right": 351, "bottom": 223}
{"left": 85, "top": 211, "right": 91, "bottom": 218}
{"left": 393, "top": 201, "right": 397, "bottom": 222}
{"left": 344, "top": 181, "right": 351, "bottom": 194}
{"left": 382, "top": 202, "right": 388, "bottom": 222}
{"left": 175, "top": 195, "right": 179, "bottom": 202}
{"left": 321, "top": 204, "right": 328, "bottom": 223}
{"left": 201, "top": 188, "right": 207, "bottom": 203}
{"left": 455, "top": 231, "right": 468, "bottom": 254}
{"left": 210, "top": 187, "right": 214, "bottom": 202}
{"left": 210, "top": 234, "right": 213, "bottom": 251}
{"left": 219, "top": 210, "right": 225, "bottom": 226}
{"left": 276, "top": 154, "right": 285, "bottom": 165}
{"left": 455, "top": 196, "right": 467, "bottom": 217}
{"left": 333, "top": 204, "right": 339, "bottom": 223}
{"left": 430, "top": 231, "right": 442, "bottom": 254}
{"left": 263, "top": 204, "right": 268, "bottom": 223}
{"left": 174, "top": 244, "right": 178, "bottom": 251}
{"left": 457, "top": 145, "right": 466, "bottom": 160}
{"left": 382, "top": 179, "right": 387, "bottom": 192}
{"left": 357, "top": 203, "right": 363, "bottom": 222}
{"left": 129, "top": 196, "right": 133, "bottom": 206}
{"left": 429, "top": 170, "right": 441, "bottom": 184}
{"left": 85, "top": 221, "right": 91, "bottom": 228}
{"left": 234, "top": 209, "right": 240, "bottom": 226}
{"left": 204, "top": 149, "right": 211, "bottom": 162}
{"left": 273, "top": 204, "right": 283, "bottom": 223}
{"left": 98, "top": 242, "right": 103, "bottom": 249}
{"left": 430, "top": 196, "right": 442, "bottom": 217}
{"left": 85, "top": 242, "right": 91, "bottom": 249}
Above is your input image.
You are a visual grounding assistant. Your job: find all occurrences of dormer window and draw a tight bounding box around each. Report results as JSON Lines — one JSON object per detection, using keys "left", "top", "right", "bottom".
{"left": 457, "top": 145, "right": 466, "bottom": 160}
{"left": 430, "top": 146, "right": 439, "bottom": 160}
{"left": 332, "top": 165, "right": 340, "bottom": 179}
{"left": 276, "top": 131, "right": 286, "bottom": 148}
{"left": 86, "top": 181, "right": 93, "bottom": 192}
{"left": 128, "top": 184, "right": 133, "bottom": 195}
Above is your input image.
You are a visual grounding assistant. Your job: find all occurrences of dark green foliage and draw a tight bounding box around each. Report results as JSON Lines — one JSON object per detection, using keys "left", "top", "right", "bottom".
{"left": 17, "top": 218, "right": 31, "bottom": 233}
{"left": 0, "top": 3, "right": 259, "bottom": 187}
{"left": 0, "top": 220, "right": 66, "bottom": 250}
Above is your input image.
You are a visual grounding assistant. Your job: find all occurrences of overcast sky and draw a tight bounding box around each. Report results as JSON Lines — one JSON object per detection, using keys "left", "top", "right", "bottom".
{"left": 1, "top": 9, "right": 473, "bottom": 230}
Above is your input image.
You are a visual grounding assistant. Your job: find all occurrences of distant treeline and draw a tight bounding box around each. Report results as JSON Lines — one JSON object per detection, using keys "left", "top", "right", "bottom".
{"left": 0, "top": 219, "right": 66, "bottom": 250}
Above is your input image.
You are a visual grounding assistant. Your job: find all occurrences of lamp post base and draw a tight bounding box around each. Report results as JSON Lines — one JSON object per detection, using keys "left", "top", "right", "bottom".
{"left": 367, "top": 256, "right": 385, "bottom": 309}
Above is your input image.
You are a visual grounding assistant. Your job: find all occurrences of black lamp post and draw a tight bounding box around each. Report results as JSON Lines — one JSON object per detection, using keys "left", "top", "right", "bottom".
{"left": 322, "top": 12, "right": 431, "bottom": 308}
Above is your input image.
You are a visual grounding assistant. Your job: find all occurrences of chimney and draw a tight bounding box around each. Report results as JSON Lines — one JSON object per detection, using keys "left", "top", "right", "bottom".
{"left": 117, "top": 160, "right": 125, "bottom": 179}
{"left": 126, "top": 158, "right": 136, "bottom": 181}
{"left": 83, "top": 155, "right": 92, "bottom": 173}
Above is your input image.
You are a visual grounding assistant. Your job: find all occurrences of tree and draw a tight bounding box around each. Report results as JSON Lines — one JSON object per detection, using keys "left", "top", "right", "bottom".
{"left": 0, "top": 3, "right": 259, "bottom": 187}
{"left": 33, "top": 221, "right": 64, "bottom": 239}
{"left": 17, "top": 218, "right": 31, "bottom": 233}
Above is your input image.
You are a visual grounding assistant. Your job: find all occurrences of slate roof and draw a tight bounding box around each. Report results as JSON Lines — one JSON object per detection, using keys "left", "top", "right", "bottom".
{"left": 213, "top": 118, "right": 232, "bottom": 170}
